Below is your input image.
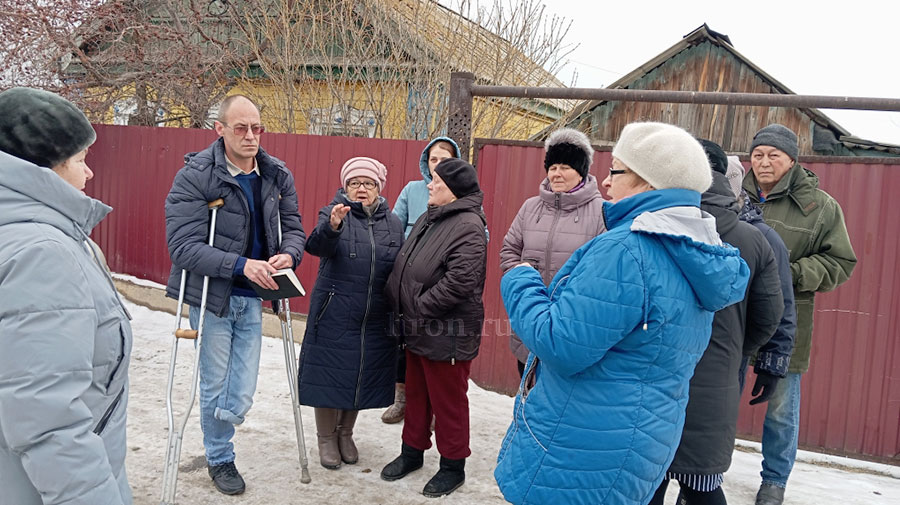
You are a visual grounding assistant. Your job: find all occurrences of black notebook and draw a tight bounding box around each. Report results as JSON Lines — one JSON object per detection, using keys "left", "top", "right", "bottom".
{"left": 250, "top": 269, "right": 307, "bottom": 301}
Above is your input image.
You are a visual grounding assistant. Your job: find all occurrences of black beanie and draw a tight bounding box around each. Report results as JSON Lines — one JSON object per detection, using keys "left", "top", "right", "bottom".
{"left": 0, "top": 87, "right": 96, "bottom": 168}
{"left": 544, "top": 128, "right": 593, "bottom": 178}
{"left": 698, "top": 139, "right": 728, "bottom": 175}
{"left": 435, "top": 158, "right": 480, "bottom": 198}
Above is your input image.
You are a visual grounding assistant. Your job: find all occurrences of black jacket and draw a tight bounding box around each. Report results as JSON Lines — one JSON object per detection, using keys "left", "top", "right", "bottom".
{"left": 297, "top": 191, "right": 404, "bottom": 409}
{"left": 740, "top": 200, "right": 797, "bottom": 376}
{"left": 164, "top": 138, "right": 306, "bottom": 317}
{"left": 385, "top": 191, "right": 488, "bottom": 362}
{"left": 668, "top": 172, "right": 784, "bottom": 474}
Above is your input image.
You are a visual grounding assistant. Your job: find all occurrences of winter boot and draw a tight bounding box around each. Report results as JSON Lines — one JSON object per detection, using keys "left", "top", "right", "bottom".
{"left": 755, "top": 483, "right": 785, "bottom": 505}
{"left": 422, "top": 456, "right": 465, "bottom": 498}
{"left": 381, "top": 383, "right": 406, "bottom": 424}
{"left": 337, "top": 409, "right": 359, "bottom": 464}
{"left": 314, "top": 407, "right": 341, "bottom": 469}
{"left": 380, "top": 443, "right": 424, "bottom": 481}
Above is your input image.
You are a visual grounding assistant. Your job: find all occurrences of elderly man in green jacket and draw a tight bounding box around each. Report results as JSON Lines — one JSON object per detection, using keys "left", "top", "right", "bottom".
{"left": 742, "top": 124, "right": 857, "bottom": 505}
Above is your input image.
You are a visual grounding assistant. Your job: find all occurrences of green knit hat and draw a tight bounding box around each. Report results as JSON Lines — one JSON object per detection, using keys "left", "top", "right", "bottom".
{"left": 0, "top": 87, "right": 96, "bottom": 168}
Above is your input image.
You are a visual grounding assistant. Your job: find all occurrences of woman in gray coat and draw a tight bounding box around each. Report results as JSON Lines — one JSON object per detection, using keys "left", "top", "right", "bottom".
{"left": 499, "top": 128, "right": 606, "bottom": 376}
{"left": 0, "top": 88, "right": 133, "bottom": 505}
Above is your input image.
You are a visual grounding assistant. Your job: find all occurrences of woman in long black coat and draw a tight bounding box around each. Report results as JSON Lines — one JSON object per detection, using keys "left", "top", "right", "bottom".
{"left": 298, "top": 157, "right": 404, "bottom": 470}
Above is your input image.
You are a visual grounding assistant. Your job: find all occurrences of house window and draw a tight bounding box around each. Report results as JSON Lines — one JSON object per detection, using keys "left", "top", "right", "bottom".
{"left": 113, "top": 98, "right": 164, "bottom": 126}
{"left": 309, "top": 107, "right": 376, "bottom": 137}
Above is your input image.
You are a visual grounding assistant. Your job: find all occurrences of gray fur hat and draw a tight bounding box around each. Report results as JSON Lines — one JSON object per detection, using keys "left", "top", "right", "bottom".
{"left": 749, "top": 123, "right": 799, "bottom": 161}
{"left": 544, "top": 128, "right": 594, "bottom": 178}
{"left": 0, "top": 87, "right": 96, "bottom": 168}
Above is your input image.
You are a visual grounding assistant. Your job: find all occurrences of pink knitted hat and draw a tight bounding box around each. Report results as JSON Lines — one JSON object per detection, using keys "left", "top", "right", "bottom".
{"left": 340, "top": 156, "right": 387, "bottom": 191}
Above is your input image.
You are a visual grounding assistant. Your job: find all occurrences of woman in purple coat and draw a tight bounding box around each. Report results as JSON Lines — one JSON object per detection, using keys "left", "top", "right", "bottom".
{"left": 499, "top": 128, "right": 606, "bottom": 376}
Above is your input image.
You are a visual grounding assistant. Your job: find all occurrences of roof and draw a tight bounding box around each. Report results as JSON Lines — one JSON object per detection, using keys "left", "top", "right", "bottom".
{"left": 536, "top": 24, "right": 897, "bottom": 155}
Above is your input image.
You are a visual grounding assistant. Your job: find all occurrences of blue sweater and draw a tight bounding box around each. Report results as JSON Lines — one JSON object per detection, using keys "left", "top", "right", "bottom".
{"left": 231, "top": 171, "right": 266, "bottom": 297}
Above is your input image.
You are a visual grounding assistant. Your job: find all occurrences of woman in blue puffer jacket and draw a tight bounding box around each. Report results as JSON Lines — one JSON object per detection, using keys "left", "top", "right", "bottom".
{"left": 297, "top": 157, "right": 404, "bottom": 470}
{"left": 495, "top": 122, "right": 750, "bottom": 505}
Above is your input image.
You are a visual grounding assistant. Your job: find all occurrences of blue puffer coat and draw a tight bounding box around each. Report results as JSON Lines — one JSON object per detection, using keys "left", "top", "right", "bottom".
{"left": 495, "top": 189, "right": 749, "bottom": 505}
{"left": 297, "top": 190, "right": 404, "bottom": 410}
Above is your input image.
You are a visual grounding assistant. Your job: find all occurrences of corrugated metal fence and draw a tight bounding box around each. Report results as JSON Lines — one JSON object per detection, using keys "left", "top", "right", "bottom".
{"left": 84, "top": 126, "right": 898, "bottom": 462}
{"left": 87, "top": 124, "right": 428, "bottom": 314}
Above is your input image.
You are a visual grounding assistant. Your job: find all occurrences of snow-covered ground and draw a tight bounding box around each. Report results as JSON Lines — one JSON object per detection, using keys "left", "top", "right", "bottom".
{"left": 123, "top": 299, "right": 900, "bottom": 505}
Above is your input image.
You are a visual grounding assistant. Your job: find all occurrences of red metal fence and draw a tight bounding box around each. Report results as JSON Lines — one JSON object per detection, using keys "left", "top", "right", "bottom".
{"left": 85, "top": 125, "right": 899, "bottom": 462}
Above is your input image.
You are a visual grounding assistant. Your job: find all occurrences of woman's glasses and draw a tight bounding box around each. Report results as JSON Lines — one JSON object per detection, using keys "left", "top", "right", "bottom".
{"left": 347, "top": 180, "right": 377, "bottom": 190}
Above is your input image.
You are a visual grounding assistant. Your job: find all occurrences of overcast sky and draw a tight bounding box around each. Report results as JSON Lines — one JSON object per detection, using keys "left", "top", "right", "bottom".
{"left": 538, "top": 0, "right": 900, "bottom": 145}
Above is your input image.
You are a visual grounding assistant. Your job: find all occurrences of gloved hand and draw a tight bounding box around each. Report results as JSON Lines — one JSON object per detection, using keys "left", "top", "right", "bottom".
{"left": 749, "top": 370, "right": 780, "bottom": 405}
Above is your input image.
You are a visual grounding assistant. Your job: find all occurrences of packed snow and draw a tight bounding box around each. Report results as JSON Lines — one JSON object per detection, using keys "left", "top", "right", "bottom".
{"left": 121, "top": 299, "right": 900, "bottom": 504}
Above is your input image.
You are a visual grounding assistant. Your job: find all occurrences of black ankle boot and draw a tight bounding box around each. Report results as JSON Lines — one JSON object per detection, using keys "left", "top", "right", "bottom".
{"left": 422, "top": 456, "right": 465, "bottom": 498}
{"left": 380, "top": 443, "right": 424, "bottom": 481}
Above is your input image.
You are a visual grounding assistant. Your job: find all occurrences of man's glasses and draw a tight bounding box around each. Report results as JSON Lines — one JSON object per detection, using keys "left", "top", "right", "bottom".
{"left": 347, "top": 180, "right": 377, "bottom": 190}
{"left": 221, "top": 123, "right": 265, "bottom": 136}
{"left": 609, "top": 168, "right": 627, "bottom": 177}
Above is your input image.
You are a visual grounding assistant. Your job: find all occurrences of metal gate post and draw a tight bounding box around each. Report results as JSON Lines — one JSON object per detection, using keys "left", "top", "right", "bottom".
{"left": 448, "top": 72, "right": 475, "bottom": 162}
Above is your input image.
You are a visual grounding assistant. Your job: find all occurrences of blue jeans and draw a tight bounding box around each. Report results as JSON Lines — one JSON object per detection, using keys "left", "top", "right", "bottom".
{"left": 759, "top": 372, "right": 801, "bottom": 487}
{"left": 190, "top": 296, "right": 262, "bottom": 465}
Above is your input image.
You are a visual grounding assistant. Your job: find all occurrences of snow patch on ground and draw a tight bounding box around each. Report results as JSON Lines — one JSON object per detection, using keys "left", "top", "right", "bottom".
{"left": 122, "top": 300, "right": 900, "bottom": 504}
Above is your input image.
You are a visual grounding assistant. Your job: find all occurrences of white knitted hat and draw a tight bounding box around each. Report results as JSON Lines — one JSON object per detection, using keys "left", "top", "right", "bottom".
{"left": 611, "top": 122, "right": 712, "bottom": 193}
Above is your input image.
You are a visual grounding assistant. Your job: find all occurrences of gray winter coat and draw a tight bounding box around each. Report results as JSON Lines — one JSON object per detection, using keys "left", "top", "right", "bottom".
{"left": 499, "top": 175, "right": 606, "bottom": 363}
{"left": 0, "top": 151, "right": 133, "bottom": 505}
{"left": 164, "top": 138, "right": 306, "bottom": 316}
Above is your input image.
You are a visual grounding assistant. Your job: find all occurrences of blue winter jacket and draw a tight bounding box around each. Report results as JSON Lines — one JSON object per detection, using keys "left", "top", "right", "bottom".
{"left": 298, "top": 191, "right": 404, "bottom": 409}
{"left": 164, "top": 138, "right": 306, "bottom": 317}
{"left": 393, "top": 136, "right": 460, "bottom": 237}
{"left": 495, "top": 189, "right": 749, "bottom": 505}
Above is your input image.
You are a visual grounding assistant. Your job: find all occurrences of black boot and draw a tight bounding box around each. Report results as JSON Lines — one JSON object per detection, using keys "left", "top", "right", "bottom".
{"left": 207, "top": 461, "right": 246, "bottom": 495}
{"left": 422, "top": 456, "right": 465, "bottom": 498}
{"left": 380, "top": 443, "right": 424, "bottom": 481}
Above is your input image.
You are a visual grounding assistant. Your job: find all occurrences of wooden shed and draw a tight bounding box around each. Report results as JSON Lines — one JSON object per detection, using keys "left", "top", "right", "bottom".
{"left": 539, "top": 24, "right": 900, "bottom": 157}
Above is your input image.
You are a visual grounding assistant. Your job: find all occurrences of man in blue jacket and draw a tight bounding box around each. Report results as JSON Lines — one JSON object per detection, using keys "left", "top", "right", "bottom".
{"left": 165, "top": 95, "right": 306, "bottom": 495}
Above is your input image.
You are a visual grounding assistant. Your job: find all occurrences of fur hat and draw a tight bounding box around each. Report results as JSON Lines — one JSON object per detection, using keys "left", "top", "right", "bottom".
{"left": 0, "top": 87, "right": 96, "bottom": 169}
{"left": 611, "top": 122, "right": 711, "bottom": 193}
{"left": 749, "top": 123, "right": 799, "bottom": 161}
{"left": 341, "top": 156, "right": 387, "bottom": 191}
{"left": 544, "top": 128, "right": 594, "bottom": 178}
{"left": 698, "top": 139, "right": 728, "bottom": 175}
{"left": 434, "top": 158, "right": 480, "bottom": 198}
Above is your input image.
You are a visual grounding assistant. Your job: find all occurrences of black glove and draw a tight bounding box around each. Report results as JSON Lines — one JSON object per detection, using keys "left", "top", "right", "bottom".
{"left": 749, "top": 370, "right": 780, "bottom": 405}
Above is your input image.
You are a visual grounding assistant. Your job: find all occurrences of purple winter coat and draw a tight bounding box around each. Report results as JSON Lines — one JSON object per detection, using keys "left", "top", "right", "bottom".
{"left": 499, "top": 174, "right": 606, "bottom": 363}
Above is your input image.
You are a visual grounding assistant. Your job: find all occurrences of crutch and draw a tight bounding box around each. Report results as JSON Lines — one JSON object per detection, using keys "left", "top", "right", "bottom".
{"left": 276, "top": 202, "right": 312, "bottom": 483}
{"left": 160, "top": 198, "right": 224, "bottom": 505}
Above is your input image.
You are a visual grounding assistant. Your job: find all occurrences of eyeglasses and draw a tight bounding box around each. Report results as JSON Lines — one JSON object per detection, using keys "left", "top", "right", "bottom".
{"left": 221, "top": 123, "right": 265, "bottom": 136}
{"left": 609, "top": 168, "right": 627, "bottom": 177}
{"left": 347, "top": 180, "right": 377, "bottom": 190}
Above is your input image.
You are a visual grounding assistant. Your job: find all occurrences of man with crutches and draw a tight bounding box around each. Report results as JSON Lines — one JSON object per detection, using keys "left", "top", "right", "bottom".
{"left": 164, "top": 94, "right": 305, "bottom": 496}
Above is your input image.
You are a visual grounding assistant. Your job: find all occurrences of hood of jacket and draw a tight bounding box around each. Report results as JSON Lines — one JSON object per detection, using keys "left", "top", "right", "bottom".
{"left": 700, "top": 171, "right": 742, "bottom": 237}
{"left": 604, "top": 189, "right": 748, "bottom": 312}
{"left": 0, "top": 150, "right": 111, "bottom": 239}
{"left": 739, "top": 195, "right": 765, "bottom": 224}
{"left": 418, "top": 136, "right": 461, "bottom": 183}
{"left": 538, "top": 173, "right": 604, "bottom": 212}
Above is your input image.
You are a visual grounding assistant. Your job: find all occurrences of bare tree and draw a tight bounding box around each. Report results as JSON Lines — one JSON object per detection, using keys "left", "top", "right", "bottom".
{"left": 228, "top": 0, "right": 576, "bottom": 139}
{"left": 1, "top": 0, "right": 248, "bottom": 127}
